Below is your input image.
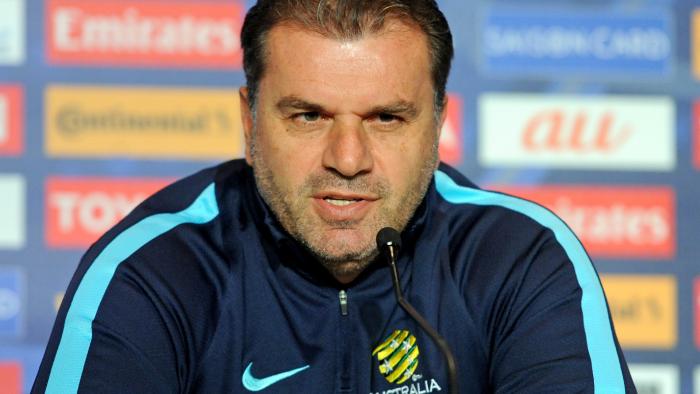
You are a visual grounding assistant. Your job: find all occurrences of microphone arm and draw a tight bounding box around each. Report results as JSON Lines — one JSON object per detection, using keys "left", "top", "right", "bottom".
{"left": 376, "top": 227, "right": 459, "bottom": 393}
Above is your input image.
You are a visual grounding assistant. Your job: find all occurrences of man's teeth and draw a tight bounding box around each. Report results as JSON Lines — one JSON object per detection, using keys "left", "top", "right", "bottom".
{"left": 324, "top": 198, "right": 357, "bottom": 206}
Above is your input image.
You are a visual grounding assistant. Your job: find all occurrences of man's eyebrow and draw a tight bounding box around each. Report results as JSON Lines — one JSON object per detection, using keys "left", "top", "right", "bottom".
{"left": 276, "top": 96, "right": 325, "bottom": 112}
{"left": 275, "top": 97, "right": 420, "bottom": 118}
{"left": 369, "top": 101, "right": 419, "bottom": 118}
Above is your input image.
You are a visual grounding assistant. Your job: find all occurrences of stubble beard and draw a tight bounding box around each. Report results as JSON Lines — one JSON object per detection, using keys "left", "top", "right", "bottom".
{"left": 250, "top": 132, "right": 438, "bottom": 281}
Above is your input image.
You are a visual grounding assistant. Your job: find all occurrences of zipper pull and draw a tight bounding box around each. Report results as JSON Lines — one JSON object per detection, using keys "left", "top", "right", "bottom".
{"left": 339, "top": 290, "right": 348, "bottom": 316}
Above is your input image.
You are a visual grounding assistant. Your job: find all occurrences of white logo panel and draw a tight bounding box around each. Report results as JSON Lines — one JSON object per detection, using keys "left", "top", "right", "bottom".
{"left": 478, "top": 93, "right": 675, "bottom": 171}
{"left": 0, "top": 174, "right": 25, "bottom": 249}
{"left": 0, "top": 0, "right": 25, "bottom": 65}
{"left": 630, "top": 364, "right": 679, "bottom": 394}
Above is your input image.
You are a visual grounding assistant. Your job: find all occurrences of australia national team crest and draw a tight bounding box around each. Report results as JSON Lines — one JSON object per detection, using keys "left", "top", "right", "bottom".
{"left": 372, "top": 329, "right": 420, "bottom": 384}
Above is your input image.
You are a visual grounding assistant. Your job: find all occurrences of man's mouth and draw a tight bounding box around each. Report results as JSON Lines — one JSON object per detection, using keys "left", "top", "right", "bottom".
{"left": 324, "top": 197, "right": 361, "bottom": 206}
{"left": 312, "top": 192, "right": 377, "bottom": 221}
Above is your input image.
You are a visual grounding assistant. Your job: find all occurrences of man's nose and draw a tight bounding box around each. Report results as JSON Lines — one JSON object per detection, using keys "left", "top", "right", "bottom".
{"left": 322, "top": 118, "right": 373, "bottom": 178}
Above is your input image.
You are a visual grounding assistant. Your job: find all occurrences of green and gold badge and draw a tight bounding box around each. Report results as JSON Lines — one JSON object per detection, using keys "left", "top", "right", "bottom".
{"left": 372, "top": 329, "right": 420, "bottom": 384}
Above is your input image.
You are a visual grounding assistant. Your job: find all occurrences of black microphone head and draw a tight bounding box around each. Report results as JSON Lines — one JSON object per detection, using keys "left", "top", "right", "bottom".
{"left": 376, "top": 227, "right": 402, "bottom": 253}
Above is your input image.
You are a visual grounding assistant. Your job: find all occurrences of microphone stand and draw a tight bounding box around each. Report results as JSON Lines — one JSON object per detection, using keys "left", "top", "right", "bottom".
{"left": 380, "top": 232, "right": 459, "bottom": 393}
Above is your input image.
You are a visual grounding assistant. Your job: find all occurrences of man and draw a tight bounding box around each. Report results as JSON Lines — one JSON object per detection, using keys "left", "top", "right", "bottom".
{"left": 34, "top": 0, "right": 635, "bottom": 392}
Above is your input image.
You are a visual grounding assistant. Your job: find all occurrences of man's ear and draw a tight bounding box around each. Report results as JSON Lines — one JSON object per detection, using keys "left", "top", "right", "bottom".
{"left": 239, "top": 87, "right": 254, "bottom": 165}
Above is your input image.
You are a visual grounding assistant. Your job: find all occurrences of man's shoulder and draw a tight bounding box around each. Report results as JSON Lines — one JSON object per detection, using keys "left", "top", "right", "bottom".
{"left": 55, "top": 160, "right": 252, "bottom": 338}
{"left": 433, "top": 164, "right": 577, "bottom": 263}
{"left": 434, "top": 165, "right": 594, "bottom": 306}
{"left": 43, "top": 161, "right": 253, "bottom": 391}
{"left": 102, "top": 159, "right": 249, "bottom": 241}
{"left": 434, "top": 164, "right": 555, "bottom": 237}
{"left": 79, "top": 159, "right": 251, "bottom": 279}
{"left": 433, "top": 169, "right": 630, "bottom": 394}
{"left": 137, "top": 158, "right": 249, "bottom": 217}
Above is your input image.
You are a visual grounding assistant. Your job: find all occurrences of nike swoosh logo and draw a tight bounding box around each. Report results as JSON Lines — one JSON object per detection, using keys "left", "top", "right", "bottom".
{"left": 242, "top": 362, "right": 310, "bottom": 391}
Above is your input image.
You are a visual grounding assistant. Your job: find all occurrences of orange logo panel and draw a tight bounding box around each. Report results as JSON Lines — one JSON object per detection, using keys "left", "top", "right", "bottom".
{"left": 46, "top": 178, "right": 171, "bottom": 248}
{"left": 601, "top": 275, "right": 676, "bottom": 349}
{"left": 0, "top": 85, "right": 23, "bottom": 156}
{"left": 47, "top": 0, "right": 244, "bottom": 68}
{"left": 495, "top": 186, "right": 675, "bottom": 259}
{"left": 44, "top": 85, "right": 243, "bottom": 159}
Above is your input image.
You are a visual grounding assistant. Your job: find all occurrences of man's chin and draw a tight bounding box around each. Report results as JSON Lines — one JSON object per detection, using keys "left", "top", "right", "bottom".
{"left": 291, "top": 224, "right": 383, "bottom": 281}
{"left": 305, "top": 240, "right": 379, "bottom": 283}
{"left": 312, "top": 245, "right": 377, "bottom": 267}
{"left": 311, "top": 228, "right": 372, "bottom": 255}
{"left": 317, "top": 257, "right": 375, "bottom": 284}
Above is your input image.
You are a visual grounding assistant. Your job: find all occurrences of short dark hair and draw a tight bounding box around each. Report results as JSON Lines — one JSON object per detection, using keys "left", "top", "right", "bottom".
{"left": 240, "top": 0, "right": 453, "bottom": 116}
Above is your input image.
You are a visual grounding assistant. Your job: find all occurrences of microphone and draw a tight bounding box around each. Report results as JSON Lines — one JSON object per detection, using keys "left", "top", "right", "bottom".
{"left": 376, "top": 227, "right": 459, "bottom": 394}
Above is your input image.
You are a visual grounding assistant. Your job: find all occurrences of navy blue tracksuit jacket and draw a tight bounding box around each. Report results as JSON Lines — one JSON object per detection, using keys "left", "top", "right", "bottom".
{"left": 33, "top": 160, "right": 635, "bottom": 393}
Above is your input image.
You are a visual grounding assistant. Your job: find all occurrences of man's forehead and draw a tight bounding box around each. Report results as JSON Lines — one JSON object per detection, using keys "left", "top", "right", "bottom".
{"left": 261, "top": 21, "right": 431, "bottom": 79}
{"left": 256, "top": 20, "right": 433, "bottom": 112}
{"left": 272, "top": 14, "right": 422, "bottom": 38}
{"left": 264, "top": 18, "right": 428, "bottom": 55}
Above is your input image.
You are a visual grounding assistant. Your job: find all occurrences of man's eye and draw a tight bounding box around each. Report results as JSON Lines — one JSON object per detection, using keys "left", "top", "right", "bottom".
{"left": 377, "top": 113, "right": 400, "bottom": 123}
{"left": 295, "top": 112, "right": 321, "bottom": 122}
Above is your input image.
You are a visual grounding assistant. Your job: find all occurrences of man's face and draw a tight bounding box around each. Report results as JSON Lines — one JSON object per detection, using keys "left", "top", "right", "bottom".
{"left": 241, "top": 21, "right": 442, "bottom": 283}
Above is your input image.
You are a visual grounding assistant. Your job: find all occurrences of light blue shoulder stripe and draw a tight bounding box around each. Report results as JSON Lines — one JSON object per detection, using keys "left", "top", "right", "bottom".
{"left": 45, "top": 183, "right": 219, "bottom": 394}
{"left": 434, "top": 171, "right": 624, "bottom": 394}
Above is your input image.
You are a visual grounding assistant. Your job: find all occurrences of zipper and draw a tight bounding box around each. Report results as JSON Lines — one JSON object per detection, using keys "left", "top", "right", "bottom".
{"left": 337, "top": 289, "right": 352, "bottom": 392}
{"left": 339, "top": 289, "right": 348, "bottom": 316}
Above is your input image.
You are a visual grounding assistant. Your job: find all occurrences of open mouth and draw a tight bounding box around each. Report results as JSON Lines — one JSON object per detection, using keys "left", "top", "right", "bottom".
{"left": 323, "top": 197, "right": 361, "bottom": 206}
{"left": 313, "top": 192, "right": 376, "bottom": 221}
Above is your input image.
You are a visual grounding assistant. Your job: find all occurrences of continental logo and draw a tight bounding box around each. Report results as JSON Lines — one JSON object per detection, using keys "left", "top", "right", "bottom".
{"left": 495, "top": 186, "right": 675, "bottom": 259}
{"left": 47, "top": 0, "right": 243, "bottom": 68}
{"left": 45, "top": 85, "right": 243, "bottom": 159}
{"left": 601, "top": 275, "right": 676, "bottom": 349}
{"left": 693, "top": 9, "right": 700, "bottom": 80}
{"left": 438, "top": 93, "right": 463, "bottom": 166}
{"left": 478, "top": 93, "right": 675, "bottom": 171}
{"left": 373, "top": 329, "right": 420, "bottom": 385}
{"left": 46, "top": 177, "right": 171, "bottom": 248}
{"left": 0, "top": 85, "right": 23, "bottom": 156}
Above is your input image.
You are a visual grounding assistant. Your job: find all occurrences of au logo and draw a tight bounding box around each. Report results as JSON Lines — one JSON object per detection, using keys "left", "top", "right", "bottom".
{"left": 372, "top": 329, "right": 420, "bottom": 384}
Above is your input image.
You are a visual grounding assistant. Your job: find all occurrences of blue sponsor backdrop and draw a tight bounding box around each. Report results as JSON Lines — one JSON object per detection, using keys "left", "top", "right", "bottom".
{"left": 481, "top": 9, "right": 673, "bottom": 76}
{"left": 0, "top": 0, "right": 698, "bottom": 392}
